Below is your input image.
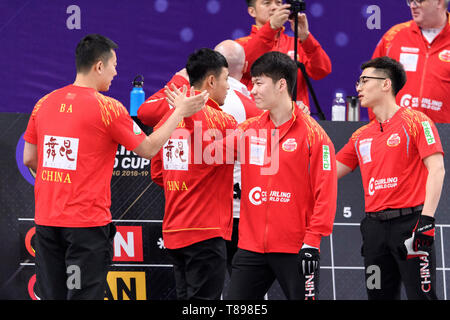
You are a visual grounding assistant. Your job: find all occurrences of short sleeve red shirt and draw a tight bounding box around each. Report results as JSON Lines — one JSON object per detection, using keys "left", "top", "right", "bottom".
{"left": 24, "top": 85, "right": 146, "bottom": 227}
{"left": 337, "top": 108, "right": 444, "bottom": 212}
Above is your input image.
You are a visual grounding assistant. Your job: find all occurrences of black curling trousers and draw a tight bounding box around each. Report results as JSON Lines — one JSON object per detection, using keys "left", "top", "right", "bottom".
{"left": 360, "top": 212, "right": 437, "bottom": 300}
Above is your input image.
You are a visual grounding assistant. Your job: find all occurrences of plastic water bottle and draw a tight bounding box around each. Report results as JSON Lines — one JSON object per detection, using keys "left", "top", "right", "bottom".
{"left": 331, "top": 92, "right": 346, "bottom": 121}
{"left": 130, "top": 75, "right": 145, "bottom": 117}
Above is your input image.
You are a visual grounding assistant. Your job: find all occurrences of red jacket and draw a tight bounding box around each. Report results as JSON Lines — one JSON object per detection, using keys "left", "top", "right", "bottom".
{"left": 337, "top": 108, "right": 443, "bottom": 212}
{"left": 151, "top": 97, "right": 237, "bottom": 249}
{"left": 215, "top": 105, "right": 337, "bottom": 252}
{"left": 370, "top": 13, "right": 450, "bottom": 123}
{"left": 236, "top": 22, "right": 332, "bottom": 108}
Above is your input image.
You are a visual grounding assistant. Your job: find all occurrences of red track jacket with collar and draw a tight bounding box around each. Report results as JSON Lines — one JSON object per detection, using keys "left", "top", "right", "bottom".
{"left": 369, "top": 13, "right": 450, "bottom": 123}
{"left": 236, "top": 22, "right": 332, "bottom": 108}
{"left": 215, "top": 105, "right": 337, "bottom": 252}
{"left": 151, "top": 97, "right": 237, "bottom": 249}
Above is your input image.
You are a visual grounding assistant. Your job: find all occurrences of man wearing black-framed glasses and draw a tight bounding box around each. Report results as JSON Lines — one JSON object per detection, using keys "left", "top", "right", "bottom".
{"left": 370, "top": 0, "right": 450, "bottom": 123}
{"left": 337, "top": 56, "right": 444, "bottom": 300}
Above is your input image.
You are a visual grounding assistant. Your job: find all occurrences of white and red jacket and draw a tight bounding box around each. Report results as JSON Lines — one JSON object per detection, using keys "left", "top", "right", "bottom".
{"left": 370, "top": 13, "right": 450, "bottom": 123}
{"left": 213, "top": 105, "right": 337, "bottom": 252}
{"left": 236, "top": 22, "right": 332, "bottom": 108}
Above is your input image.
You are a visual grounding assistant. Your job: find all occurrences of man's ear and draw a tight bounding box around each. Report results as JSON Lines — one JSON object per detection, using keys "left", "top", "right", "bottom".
{"left": 278, "top": 78, "right": 287, "bottom": 93}
{"left": 206, "top": 74, "right": 216, "bottom": 89}
{"left": 93, "top": 60, "right": 103, "bottom": 74}
{"left": 382, "top": 78, "right": 392, "bottom": 93}
{"left": 248, "top": 6, "right": 256, "bottom": 19}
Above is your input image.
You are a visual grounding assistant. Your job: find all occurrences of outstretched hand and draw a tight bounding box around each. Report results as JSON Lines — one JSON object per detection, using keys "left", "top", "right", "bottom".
{"left": 165, "top": 84, "right": 208, "bottom": 118}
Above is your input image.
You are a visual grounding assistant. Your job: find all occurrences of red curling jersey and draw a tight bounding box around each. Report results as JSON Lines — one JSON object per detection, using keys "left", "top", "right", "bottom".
{"left": 151, "top": 97, "right": 238, "bottom": 249}
{"left": 24, "top": 85, "right": 146, "bottom": 227}
{"left": 370, "top": 13, "right": 450, "bottom": 123}
{"left": 217, "top": 105, "right": 337, "bottom": 252}
{"left": 337, "top": 108, "right": 444, "bottom": 212}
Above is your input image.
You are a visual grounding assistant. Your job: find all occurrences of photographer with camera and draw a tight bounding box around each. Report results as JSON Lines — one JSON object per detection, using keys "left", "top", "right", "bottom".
{"left": 236, "top": 0, "right": 332, "bottom": 110}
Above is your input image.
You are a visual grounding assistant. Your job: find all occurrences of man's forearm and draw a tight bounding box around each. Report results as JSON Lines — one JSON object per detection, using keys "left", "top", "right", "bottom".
{"left": 422, "top": 166, "right": 445, "bottom": 217}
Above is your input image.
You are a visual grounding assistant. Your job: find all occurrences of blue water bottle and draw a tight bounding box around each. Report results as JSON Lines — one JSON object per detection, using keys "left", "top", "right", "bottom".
{"left": 130, "top": 75, "right": 145, "bottom": 117}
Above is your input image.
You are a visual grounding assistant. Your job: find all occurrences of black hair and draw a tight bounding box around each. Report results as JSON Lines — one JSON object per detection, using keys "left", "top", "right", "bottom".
{"left": 75, "top": 34, "right": 118, "bottom": 73}
{"left": 246, "top": 0, "right": 256, "bottom": 7}
{"left": 186, "top": 48, "right": 228, "bottom": 87}
{"left": 251, "top": 51, "right": 297, "bottom": 98}
{"left": 361, "top": 56, "right": 406, "bottom": 96}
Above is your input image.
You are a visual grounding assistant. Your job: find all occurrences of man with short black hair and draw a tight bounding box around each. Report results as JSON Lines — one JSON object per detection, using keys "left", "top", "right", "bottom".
{"left": 23, "top": 34, "right": 206, "bottom": 300}
{"left": 337, "top": 56, "right": 445, "bottom": 300}
{"left": 199, "top": 51, "right": 337, "bottom": 300}
{"left": 150, "top": 48, "right": 238, "bottom": 300}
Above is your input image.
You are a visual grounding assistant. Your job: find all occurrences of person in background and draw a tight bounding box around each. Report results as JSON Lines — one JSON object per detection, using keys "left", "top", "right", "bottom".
{"left": 22, "top": 34, "right": 206, "bottom": 300}
{"left": 236, "top": 0, "right": 332, "bottom": 110}
{"left": 337, "top": 56, "right": 445, "bottom": 300}
{"left": 370, "top": 0, "right": 450, "bottom": 123}
{"left": 137, "top": 41, "right": 261, "bottom": 128}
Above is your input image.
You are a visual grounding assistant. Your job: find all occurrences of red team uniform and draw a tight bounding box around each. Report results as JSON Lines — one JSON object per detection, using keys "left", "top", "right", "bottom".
{"left": 236, "top": 107, "right": 337, "bottom": 252}
{"left": 337, "top": 108, "right": 443, "bottom": 212}
{"left": 337, "top": 107, "right": 444, "bottom": 300}
{"left": 222, "top": 105, "right": 337, "bottom": 299}
{"left": 150, "top": 97, "right": 238, "bottom": 249}
{"left": 370, "top": 14, "right": 450, "bottom": 123}
{"left": 24, "top": 84, "right": 146, "bottom": 299}
{"left": 24, "top": 85, "right": 146, "bottom": 227}
{"left": 236, "top": 22, "right": 332, "bottom": 108}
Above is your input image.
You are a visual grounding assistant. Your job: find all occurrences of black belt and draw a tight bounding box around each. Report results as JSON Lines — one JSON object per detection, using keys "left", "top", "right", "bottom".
{"left": 366, "top": 205, "right": 423, "bottom": 221}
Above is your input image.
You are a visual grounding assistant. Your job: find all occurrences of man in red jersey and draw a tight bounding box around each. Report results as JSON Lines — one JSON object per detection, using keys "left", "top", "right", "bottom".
{"left": 236, "top": 0, "right": 331, "bottom": 109}
{"left": 138, "top": 40, "right": 263, "bottom": 278}
{"left": 369, "top": 0, "right": 450, "bottom": 122}
{"left": 187, "top": 51, "right": 336, "bottom": 300}
{"left": 337, "top": 56, "right": 445, "bottom": 300}
{"left": 22, "top": 34, "right": 206, "bottom": 300}
{"left": 150, "top": 48, "right": 238, "bottom": 300}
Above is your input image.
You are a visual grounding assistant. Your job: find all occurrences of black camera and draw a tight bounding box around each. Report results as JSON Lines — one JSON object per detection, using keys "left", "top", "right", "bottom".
{"left": 285, "top": 0, "right": 306, "bottom": 19}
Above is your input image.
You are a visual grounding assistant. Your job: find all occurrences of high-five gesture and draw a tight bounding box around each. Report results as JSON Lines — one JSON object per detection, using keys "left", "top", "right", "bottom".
{"left": 165, "top": 84, "right": 208, "bottom": 118}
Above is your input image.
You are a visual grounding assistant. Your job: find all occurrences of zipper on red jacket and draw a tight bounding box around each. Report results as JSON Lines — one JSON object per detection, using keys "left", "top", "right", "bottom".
{"left": 419, "top": 52, "right": 429, "bottom": 101}
{"left": 418, "top": 37, "right": 431, "bottom": 102}
{"left": 262, "top": 107, "right": 297, "bottom": 252}
{"left": 263, "top": 176, "right": 272, "bottom": 252}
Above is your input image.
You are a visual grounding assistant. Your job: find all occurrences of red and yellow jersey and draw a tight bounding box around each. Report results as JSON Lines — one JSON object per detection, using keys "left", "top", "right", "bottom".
{"left": 370, "top": 13, "right": 450, "bottom": 123}
{"left": 228, "top": 105, "right": 337, "bottom": 252}
{"left": 151, "top": 97, "right": 238, "bottom": 249}
{"left": 337, "top": 108, "right": 444, "bottom": 212}
{"left": 236, "top": 22, "right": 332, "bottom": 108}
{"left": 24, "top": 85, "right": 145, "bottom": 227}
